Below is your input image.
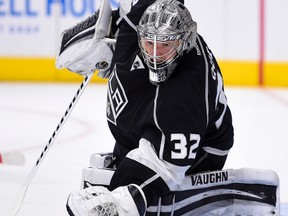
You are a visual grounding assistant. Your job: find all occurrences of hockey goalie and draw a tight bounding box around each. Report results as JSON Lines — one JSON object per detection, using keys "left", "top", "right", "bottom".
{"left": 56, "top": 0, "right": 280, "bottom": 215}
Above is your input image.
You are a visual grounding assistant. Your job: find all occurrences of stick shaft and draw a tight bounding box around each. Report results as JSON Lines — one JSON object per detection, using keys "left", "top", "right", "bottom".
{"left": 11, "top": 71, "right": 95, "bottom": 216}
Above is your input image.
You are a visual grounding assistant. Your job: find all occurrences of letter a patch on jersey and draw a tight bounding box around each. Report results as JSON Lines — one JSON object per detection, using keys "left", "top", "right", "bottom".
{"left": 130, "top": 55, "right": 145, "bottom": 71}
{"left": 107, "top": 66, "right": 128, "bottom": 125}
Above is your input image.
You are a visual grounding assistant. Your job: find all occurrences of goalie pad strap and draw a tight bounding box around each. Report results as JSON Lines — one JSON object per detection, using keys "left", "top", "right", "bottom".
{"left": 66, "top": 198, "right": 75, "bottom": 216}
{"left": 128, "top": 184, "right": 147, "bottom": 216}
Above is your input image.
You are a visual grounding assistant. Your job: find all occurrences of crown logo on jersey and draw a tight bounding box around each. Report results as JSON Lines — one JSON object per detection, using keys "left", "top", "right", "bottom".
{"left": 130, "top": 55, "right": 145, "bottom": 71}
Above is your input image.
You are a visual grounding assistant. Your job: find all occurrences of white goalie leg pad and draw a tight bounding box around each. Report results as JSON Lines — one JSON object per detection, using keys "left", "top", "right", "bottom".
{"left": 146, "top": 168, "right": 280, "bottom": 216}
{"left": 89, "top": 152, "right": 114, "bottom": 168}
{"left": 81, "top": 153, "right": 115, "bottom": 189}
{"left": 67, "top": 184, "right": 146, "bottom": 216}
{"left": 56, "top": 0, "right": 114, "bottom": 77}
{"left": 81, "top": 167, "right": 114, "bottom": 189}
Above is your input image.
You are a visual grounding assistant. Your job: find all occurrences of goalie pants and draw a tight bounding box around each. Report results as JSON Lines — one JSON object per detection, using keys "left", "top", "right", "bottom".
{"left": 186, "top": 147, "right": 228, "bottom": 174}
{"left": 112, "top": 142, "right": 228, "bottom": 175}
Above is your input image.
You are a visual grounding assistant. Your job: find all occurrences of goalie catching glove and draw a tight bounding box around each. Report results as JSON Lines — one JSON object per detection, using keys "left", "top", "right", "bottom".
{"left": 56, "top": 0, "right": 115, "bottom": 78}
{"left": 66, "top": 184, "right": 147, "bottom": 216}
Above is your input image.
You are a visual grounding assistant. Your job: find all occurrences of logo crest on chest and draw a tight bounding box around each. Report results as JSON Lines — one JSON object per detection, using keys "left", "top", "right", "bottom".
{"left": 107, "top": 66, "right": 128, "bottom": 125}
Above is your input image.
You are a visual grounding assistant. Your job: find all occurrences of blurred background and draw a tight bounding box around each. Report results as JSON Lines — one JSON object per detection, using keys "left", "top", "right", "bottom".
{"left": 0, "top": 0, "right": 287, "bottom": 87}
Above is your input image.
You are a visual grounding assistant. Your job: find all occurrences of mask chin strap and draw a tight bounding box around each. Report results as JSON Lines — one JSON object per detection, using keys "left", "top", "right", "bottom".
{"left": 153, "top": 36, "right": 157, "bottom": 70}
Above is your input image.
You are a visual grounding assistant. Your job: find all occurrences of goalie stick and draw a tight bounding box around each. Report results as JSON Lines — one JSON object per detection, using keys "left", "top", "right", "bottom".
{"left": 0, "top": 151, "right": 25, "bottom": 166}
{"left": 10, "top": 70, "right": 95, "bottom": 216}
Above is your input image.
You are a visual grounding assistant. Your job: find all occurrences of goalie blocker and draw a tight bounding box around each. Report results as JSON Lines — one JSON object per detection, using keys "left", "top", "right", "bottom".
{"left": 79, "top": 153, "right": 280, "bottom": 216}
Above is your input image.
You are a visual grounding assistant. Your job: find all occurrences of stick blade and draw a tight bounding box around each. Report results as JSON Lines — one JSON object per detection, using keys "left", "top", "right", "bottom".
{"left": 10, "top": 185, "right": 27, "bottom": 216}
{"left": 0, "top": 151, "right": 25, "bottom": 165}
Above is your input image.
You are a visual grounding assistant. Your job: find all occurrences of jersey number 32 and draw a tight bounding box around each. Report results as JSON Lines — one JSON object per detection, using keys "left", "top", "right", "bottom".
{"left": 171, "top": 133, "right": 200, "bottom": 159}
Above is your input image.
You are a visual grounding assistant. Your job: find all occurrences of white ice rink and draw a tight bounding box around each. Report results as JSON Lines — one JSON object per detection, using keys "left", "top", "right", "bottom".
{"left": 0, "top": 82, "right": 288, "bottom": 216}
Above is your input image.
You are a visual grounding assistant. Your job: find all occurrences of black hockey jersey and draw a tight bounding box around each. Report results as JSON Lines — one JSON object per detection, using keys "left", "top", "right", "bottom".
{"left": 106, "top": 0, "right": 234, "bottom": 203}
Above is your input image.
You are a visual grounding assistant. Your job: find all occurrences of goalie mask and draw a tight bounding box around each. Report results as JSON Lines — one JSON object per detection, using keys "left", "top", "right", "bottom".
{"left": 137, "top": 0, "right": 197, "bottom": 85}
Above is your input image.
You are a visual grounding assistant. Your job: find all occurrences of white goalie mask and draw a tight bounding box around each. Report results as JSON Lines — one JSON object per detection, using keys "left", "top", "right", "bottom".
{"left": 137, "top": 0, "right": 197, "bottom": 85}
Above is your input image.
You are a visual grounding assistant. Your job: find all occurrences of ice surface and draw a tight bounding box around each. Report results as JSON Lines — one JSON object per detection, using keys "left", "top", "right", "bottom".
{"left": 0, "top": 83, "right": 287, "bottom": 215}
